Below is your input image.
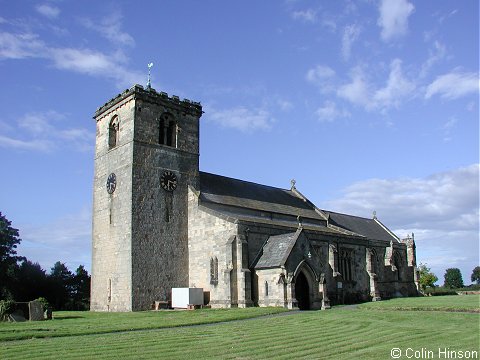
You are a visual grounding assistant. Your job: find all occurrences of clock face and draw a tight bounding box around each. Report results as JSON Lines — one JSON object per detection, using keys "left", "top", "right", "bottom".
{"left": 106, "top": 173, "right": 116, "bottom": 194}
{"left": 160, "top": 171, "right": 177, "bottom": 192}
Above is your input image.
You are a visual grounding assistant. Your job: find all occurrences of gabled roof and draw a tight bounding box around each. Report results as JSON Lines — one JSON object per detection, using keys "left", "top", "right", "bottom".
{"left": 255, "top": 229, "right": 301, "bottom": 269}
{"left": 324, "top": 211, "right": 398, "bottom": 242}
{"left": 197, "top": 171, "right": 399, "bottom": 243}
{"left": 199, "top": 172, "right": 325, "bottom": 221}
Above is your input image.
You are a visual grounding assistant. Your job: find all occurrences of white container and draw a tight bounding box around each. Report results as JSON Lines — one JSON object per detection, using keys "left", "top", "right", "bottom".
{"left": 171, "top": 288, "right": 204, "bottom": 308}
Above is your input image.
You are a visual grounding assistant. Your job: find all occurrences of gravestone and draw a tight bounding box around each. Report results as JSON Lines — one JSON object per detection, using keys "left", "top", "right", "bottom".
{"left": 28, "top": 301, "right": 44, "bottom": 321}
{"left": 9, "top": 310, "right": 26, "bottom": 322}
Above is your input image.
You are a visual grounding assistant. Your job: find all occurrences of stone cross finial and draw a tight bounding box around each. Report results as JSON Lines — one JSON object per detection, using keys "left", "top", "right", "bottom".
{"left": 290, "top": 179, "right": 296, "bottom": 189}
{"left": 372, "top": 210, "right": 377, "bottom": 219}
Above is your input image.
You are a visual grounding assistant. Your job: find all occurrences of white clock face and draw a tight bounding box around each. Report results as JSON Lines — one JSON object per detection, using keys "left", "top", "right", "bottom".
{"left": 106, "top": 173, "right": 116, "bottom": 194}
{"left": 160, "top": 171, "right": 177, "bottom": 191}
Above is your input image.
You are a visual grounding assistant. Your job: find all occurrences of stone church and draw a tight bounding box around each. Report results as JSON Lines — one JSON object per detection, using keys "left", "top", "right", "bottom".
{"left": 90, "top": 84, "right": 419, "bottom": 312}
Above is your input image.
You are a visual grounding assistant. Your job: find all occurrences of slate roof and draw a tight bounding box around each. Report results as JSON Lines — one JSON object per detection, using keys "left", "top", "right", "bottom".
{"left": 198, "top": 171, "right": 398, "bottom": 243}
{"left": 324, "top": 211, "right": 398, "bottom": 242}
{"left": 199, "top": 172, "right": 325, "bottom": 221}
{"left": 254, "top": 230, "right": 301, "bottom": 269}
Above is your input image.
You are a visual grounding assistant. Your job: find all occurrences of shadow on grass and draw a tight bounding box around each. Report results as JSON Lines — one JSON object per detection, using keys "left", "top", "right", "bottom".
{"left": 52, "top": 316, "right": 85, "bottom": 320}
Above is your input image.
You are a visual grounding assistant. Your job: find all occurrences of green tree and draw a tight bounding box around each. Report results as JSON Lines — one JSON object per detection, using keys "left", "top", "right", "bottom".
{"left": 12, "top": 259, "right": 49, "bottom": 302}
{"left": 444, "top": 268, "right": 464, "bottom": 289}
{"left": 0, "top": 212, "right": 25, "bottom": 299}
{"left": 49, "top": 261, "right": 74, "bottom": 310}
{"left": 418, "top": 263, "right": 438, "bottom": 291}
{"left": 71, "top": 265, "right": 91, "bottom": 310}
{"left": 471, "top": 266, "right": 480, "bottom": 285}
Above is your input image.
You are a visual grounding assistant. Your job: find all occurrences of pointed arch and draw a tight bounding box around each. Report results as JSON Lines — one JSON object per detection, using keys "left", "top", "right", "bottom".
{"left": 210, "top": 256, "right": 218, "bottom": 285}
{"left": 292, "top": 261, "right": 317, "bottom": 310}
{"left": 393, "top": 251, "right": 403, "bottom": 281}
{"left": 293, "top": 259, "right": 318, "bottom": 281}
{"left": 159, "top": 112, "right": 177, "bottom": 147}
{"left": 108, "top": 116, "right": 119, "bottom": 149}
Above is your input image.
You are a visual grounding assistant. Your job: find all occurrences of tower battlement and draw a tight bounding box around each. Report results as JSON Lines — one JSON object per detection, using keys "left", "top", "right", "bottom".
{"left": 94, "top": 84, "right": 202, "bottom": 119}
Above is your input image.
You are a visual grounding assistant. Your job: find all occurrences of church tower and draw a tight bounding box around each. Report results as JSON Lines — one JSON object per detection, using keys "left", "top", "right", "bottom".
{"left": 90, "top": 84, "right": 202, "bottom": 311}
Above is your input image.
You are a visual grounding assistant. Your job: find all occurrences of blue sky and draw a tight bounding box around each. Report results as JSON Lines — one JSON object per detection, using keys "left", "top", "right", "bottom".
{"left": 0, "top": 0, "right": 478, "bottom": 283}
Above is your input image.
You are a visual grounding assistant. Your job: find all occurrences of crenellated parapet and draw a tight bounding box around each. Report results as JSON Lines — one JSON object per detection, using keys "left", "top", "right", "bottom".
{"left": 94, "top": 84, "right": 202, "bottom": 120}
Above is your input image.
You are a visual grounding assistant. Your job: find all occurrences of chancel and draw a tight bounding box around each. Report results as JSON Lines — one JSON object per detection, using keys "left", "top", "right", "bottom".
{"left": 90, "top": 83, "right": 419, "bottom": 311}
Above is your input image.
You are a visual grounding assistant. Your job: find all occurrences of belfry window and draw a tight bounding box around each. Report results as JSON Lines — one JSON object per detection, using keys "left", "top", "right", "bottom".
{"left": 340, "top": 249, "right": 354, "bottom": 282}
{"left": 159, "top": 113, "right": 177, "bottom": 147}
{"left": 108, "top": 116, "right": 119, "bottom": 149}
{"left": 210, "top": 257, "right": 218, "bottom": 285}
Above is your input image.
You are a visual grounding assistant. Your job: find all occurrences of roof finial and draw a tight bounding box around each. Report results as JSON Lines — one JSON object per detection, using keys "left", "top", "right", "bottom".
{"left": 146, "top": 62, "right": 154, "bottom": 90}
{"left": 373, "top": 210, "right": 377, "bottom": 219}
{"left": 290, "top": 179, "right": 296, "bottom": 190}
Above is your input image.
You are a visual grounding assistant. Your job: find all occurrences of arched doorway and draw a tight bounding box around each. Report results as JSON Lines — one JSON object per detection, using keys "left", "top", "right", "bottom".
{"left": 295, "top": 271, "right": 310, "bottom": 310}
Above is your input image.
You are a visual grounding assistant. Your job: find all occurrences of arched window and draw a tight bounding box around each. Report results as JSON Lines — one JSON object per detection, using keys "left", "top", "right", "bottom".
{"left": 265, "top": 281, "right": 269, "bottom": 297}
{"left": 210, "top": 257, "right": 218, "bottom": 285}
{"left": 340, "top": 249, "right": 354, "bottom": 282}
{"left": 108, "top": 116, "right": 119, "bottom": 149}
{"left": 159, "top": 113, "right": 177, "bottom": 147}
{"left": 393, "top": 253, "right": 402, "bottom": 281}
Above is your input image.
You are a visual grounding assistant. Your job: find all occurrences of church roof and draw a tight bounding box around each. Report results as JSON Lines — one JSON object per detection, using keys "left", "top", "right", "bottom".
{"left": 254, "top": 229, "right": 301, "bottom": 269}
{"left": 198, "top": 172, "right": 398, "bottom": 243}
{"left": 199, "top": 172, "right": 325, "bottom": 221}
{"left": 324, "top": 211, "right": 398, "bottom": 242}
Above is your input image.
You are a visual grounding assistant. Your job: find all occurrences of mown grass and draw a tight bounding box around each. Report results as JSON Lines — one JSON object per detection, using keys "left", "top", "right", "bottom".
{"left": 1, "top": 296, "right": 478, "bottom": 360}
{"left": 0, "top": 307, "right": 288, "bottom": 341}
{"left": 358, "top": 293, "right": 480, "bottom": 312}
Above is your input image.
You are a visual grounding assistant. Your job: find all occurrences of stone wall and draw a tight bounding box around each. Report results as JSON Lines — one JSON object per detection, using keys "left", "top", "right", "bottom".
{"left": 91, "top": 93, "right": 135, "bottom": 311}
{"left": 256, "top": 268, "right": 286, "bottom": 307}
{"left": 91, "top": 85, "right": 202, "bottom": 311}
{"left": 188, "top": 188, "right": 239, "bottom": 307}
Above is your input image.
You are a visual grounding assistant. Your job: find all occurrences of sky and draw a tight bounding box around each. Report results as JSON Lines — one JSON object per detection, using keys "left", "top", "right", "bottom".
{"left": 0, "top": 0, "right": 478, "bottom": 284}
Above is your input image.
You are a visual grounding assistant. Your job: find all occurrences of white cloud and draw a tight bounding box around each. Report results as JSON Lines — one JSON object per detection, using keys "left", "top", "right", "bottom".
{"left": 0, "top": 30, "right": 142, "bottom": 87}
{"left": 373, "top": 59, "right": 415, "bottom": 109}
{"left": 420, "top": 41, "right": 446, "bottom": 78}
{"left": 315, "top": 100, "right": 350, "bottom": 122}
{"left": 425, "top": 71, "right": 479, "bottom": 100}
{"left": 442, "top": 116, "right": 458, "bottom": 142}
{"left": 341, "top": 24, "right": 361, "bottom": 61}
{"left": 81, "top": 12, "right": 135, "bottom": 47}
{"left": 0, "top": 134, "right": 52, "bottom": 152}
{"left": 207, "top": 106, "right": 274, "bottom": 132}
{"left": 336, "top": 60, "right": 414, "bottom": 112}
{"left": 0, "top": 32, "right": 45, "bottom": 59}
{"left": 292, "top": 9, "right": 317, "bottom": 23}
{"left": 36, "top": 4, "right": 60, "bottom": 19}
{"left": 0, "top": 111, "right": 94, "bottom": 153}
{"left": 378, "top": 0, "right": 415, "bottom": 41}
{"left": 337, "top": 66, "right": 372, "bottom": 108}
{"left": 18, "top": 208, "right": 92, "bottom": 272}
{"left": 306, "top": 65, "right": 336, "bottom": 93}
{"left": 322, "top": 164, "right": 479, "bottom": 281}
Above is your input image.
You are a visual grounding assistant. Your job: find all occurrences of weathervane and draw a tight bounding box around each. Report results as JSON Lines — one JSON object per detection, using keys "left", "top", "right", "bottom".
{"left": 146, "top": 62, "right": 154, "bottom": 89}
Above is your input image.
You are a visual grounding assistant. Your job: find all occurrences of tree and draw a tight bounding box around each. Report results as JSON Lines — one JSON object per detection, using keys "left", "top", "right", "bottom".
{"left": 0, "top": 212, "right": 25, "bottom": 299}
{"left": 11, "top": 259, "right": 49, "bottom": 302}
{"left": 48, "top": 261, "right": 74, "bottom": 310}
{"left": 70, "top": 265, "right": 91, "bottom": 310}
{"left": 444, "top": 268, "right": 464, "bottom": 289}
{"left": 418, "top": 263, "right": 438, "bottom": 291}
{"left": 471, "top": 266, "right": 480, "bottom": 285}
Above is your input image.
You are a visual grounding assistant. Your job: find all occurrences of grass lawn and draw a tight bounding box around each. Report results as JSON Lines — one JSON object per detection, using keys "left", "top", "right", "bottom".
{"left": 1, "top": 295, "right": 478, "bottom": 359}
